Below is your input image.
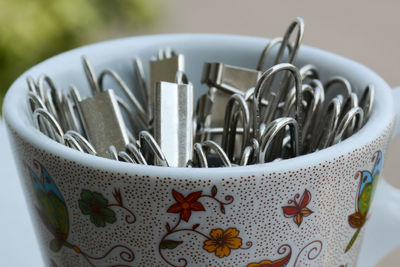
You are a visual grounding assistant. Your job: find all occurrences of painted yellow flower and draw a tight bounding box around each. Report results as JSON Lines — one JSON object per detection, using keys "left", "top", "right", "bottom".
{"left": 203, "top": 227, "right": 242, "bottom": 258}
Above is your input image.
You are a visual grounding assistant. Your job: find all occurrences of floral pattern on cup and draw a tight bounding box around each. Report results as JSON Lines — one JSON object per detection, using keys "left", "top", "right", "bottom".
{"left": 246, "top": 240, "right": 323, "bottom": 267}
{"left": 27, "top": 160, "right": 136, "bottom": 266}
{"left": 282, "top": 189, "right": 314, "bottom": 227}
{"left": 78, "top": 188, "right": 136, "bottom": 227}
{"left": 159, "top": 186, "right": 252, "bottom": 266}
{"left": 345, "top": 150, "right": 383, "bottom": 252}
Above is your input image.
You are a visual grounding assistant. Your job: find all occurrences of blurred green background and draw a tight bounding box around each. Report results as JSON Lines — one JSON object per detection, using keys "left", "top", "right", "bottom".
{"left": 0, "top": 0, "right": 158, "bottom": 108}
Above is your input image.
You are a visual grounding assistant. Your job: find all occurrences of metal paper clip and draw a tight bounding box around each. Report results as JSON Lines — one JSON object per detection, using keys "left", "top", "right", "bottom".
{"left": 149, "top": 48, "right": 185, "bottom": 116}
{"left": 98, "top": 69, "right": 148, "bottom": 129}
{"left": 299, "top": 65, "right": 319, "bottom": 84}
{"left": 253, "top": 63, "right": 303, "bottom": 143}
{"left": 126, "top": 143, "right": 147, "bottom": 165}
{"left": 324, "top": 76, "right": 352, "bottom": 104}
{"left": 333, "top": 107, "right": 364, "bottom": 144}
{"left": 32, "top": 108, "right": 64, "bottom": 144}
{"left": 153, "top": 73, "right": 193, "bottom": 167}
{"left": 139, "top": 131, "right": 169, "bottom": 166}
{"left": 239, "top": 138, "right": 259, "bottom": 166}
{"left": 301, "top": 80, "right": 325, "bottom": 151}
{"left": 258, "top": 117, "right": 299, "bottom": 163}
{"left": 359, "top": 84, "right": 375, "bottom": 123}
{"left": 221, "top": 93, "right": 250, "bottom": 161}
{"left": 193, "top": 140, "right": 231, "bottom": 168}
{"left": 63, "top": 130, "right": 96, "bottom": 155}
{"left": 78, "top": 60, "right": 130, "bottom": 159}
{"left": 310, "top": 95, "right": 342, "bottom": 151}
{"left": 259, "top": 17, "right": 305, "bottom": 117}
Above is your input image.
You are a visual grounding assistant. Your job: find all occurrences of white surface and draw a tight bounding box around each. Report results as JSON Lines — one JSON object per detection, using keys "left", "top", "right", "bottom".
{"left": 0, "top": 120, "right": 44, "bottom": 266}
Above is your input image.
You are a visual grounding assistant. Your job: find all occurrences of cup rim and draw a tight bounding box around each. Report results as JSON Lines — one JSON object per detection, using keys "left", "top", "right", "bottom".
{"left": 3, "top": 33, "right": 395, "bottom": 178}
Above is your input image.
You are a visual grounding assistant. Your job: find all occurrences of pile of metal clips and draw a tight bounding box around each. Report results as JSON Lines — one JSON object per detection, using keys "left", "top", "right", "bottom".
{"left": 26, "top": 17, "right": 374, "bottom": 168}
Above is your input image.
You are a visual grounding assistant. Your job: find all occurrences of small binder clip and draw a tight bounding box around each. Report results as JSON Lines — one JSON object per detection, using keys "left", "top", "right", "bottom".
{"left": 198, "top": 62, "right": 261, "bottom": 141}
{"left": 149, "top": 48, "right": 185, "bottom": 116}
{"left": 153, "top": 72, "right": 194, "bottom": 167}
{"left": 78, "top": 89, "right": 129, "bottom": 159}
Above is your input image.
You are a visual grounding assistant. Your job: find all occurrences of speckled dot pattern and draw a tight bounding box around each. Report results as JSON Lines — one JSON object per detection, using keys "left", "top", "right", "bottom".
{"left": 7, "top": 121, "right": 393, "bottom": 267}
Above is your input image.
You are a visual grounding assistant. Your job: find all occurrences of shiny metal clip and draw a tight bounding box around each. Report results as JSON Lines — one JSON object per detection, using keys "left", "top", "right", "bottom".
{"left": 149, "top": 49, "right": 185, "bottom": 115}
{"left": 153, "top": 73, "right": 194, "bottom": 167}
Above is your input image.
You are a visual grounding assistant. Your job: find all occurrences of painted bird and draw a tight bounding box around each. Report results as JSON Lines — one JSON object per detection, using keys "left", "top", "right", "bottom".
{"left": 28, "top": 160, "right": 69, "bottom": 252}
{"left": 345, "top": 151, "right": 382, "bottom": 252}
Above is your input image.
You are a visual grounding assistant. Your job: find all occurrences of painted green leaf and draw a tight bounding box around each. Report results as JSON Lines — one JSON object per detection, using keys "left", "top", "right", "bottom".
{"left": 211, "top": 186, "right": 217, "bottom": 197}
{"left": 160, "top": 240, "right": 183, "bottom": 249}
{"left": 220, "top": 204, "right": 226, "bottom": 214}
{"left": 50, "top": 238, "right": 64, "bottom": 252}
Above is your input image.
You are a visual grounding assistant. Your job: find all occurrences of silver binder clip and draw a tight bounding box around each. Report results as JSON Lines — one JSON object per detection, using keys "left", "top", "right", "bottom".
{"left": 202, "top": 62, "right": 262, "bottom": 95}
{"left": 78, "top": 89, "right": 129, "bottom": 159}
{"left": 149, "top": 48, "right": 185, "bottom": 116}
{"left": 153, "top": 72, "right": 194, "bottom": 167}
{"left": 198, "top": 62, "right": 261, "bottom": 142}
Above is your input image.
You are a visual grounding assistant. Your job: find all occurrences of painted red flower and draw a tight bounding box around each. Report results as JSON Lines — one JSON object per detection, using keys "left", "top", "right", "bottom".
{"left": 282, "top": 189, "right": 313, "bottom": 227}
{"left": 167, "top": 190, "right": 205, "bottom": 222}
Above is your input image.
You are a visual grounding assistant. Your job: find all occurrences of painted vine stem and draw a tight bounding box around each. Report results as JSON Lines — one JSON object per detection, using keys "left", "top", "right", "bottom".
{"left": 158, "top": 186, "right": 252, "bottom": 267}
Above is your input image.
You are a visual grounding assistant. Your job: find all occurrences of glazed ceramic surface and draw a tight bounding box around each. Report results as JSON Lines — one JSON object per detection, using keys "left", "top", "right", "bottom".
{"left": 3, "top": 34, "right": 399, "bottom": 267}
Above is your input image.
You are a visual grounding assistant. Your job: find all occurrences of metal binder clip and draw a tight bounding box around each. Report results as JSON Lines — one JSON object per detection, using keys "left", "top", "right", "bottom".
{"left": 153, "top": 72, "right": 194, "bottom": 167}
{"left": 149, "top": 48, "right": 185, "bottom": 115}
{"left": 78, "top": 89, "right": 129, "bottom": 159}
{"left": 202, "top": 62, "right": 262, "bottom": 95}
{"left": 133, "top": 57, "right": 149, "bottom": 108}
{"left": 198, "top": 62, "right": 261, "bottom": 142}
{"left": 98, "top": 69, "right": 148, "bottom": 129}
{"left": 78, "top": 57, "right": 129, "bottom": 158}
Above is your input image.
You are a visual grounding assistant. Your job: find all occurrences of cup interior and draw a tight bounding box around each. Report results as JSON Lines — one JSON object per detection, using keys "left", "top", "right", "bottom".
{"left": 3, "top": 34, "right": 394, "bottom": 176}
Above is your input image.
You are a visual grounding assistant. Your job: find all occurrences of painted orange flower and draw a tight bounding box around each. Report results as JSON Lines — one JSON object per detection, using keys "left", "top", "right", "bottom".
{"left": 203, "top": 228, "right": 242, "bottom": 258}
{"left": 282, "top": 189, "right": 313, "bottom": 227}
{"left": 167, "top": 190, "right": 205, "bottom": 222}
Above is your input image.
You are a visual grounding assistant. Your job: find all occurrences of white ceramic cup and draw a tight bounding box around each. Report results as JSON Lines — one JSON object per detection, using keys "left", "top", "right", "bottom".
{"left": 3, "top": 34, "right": 400, "bottom": 267}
